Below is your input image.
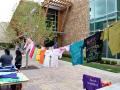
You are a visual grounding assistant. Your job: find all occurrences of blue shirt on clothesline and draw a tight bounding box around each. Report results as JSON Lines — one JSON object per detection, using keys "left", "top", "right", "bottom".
{"left": 70, "top": 40, "right": 84, "bottom": 65}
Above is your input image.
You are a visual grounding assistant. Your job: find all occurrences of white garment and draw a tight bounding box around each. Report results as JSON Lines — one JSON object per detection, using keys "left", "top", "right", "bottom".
{"left": 25, "top": 42, "right": 34, "bottom": 53}
{"left": 43, "top": 48, "right": 64, "bottom": 67}
{"left": 25, "top": 44, "right": 31, "bottom": 53}
{"left": 43, "top": 50, "right": 52, "bottom": 67}
{"left": 50, "top": 49, "right": 64, "bottom": 67}
{"left": 63, "top": 45, "right": 70, "bottom": 52}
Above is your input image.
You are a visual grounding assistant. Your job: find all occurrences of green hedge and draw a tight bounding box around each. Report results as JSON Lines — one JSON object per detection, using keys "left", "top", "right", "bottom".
{"left": 0, "top": 43, "right": 15, "bottom": 49}
{"left": 63, "top": 54, "right": 71, "bottom": 58}
{"left": 100, "top": 60, "right": 117, "bottom": 65}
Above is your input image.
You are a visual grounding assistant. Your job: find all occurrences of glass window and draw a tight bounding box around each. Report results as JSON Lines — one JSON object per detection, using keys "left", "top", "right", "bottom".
{"left": 89, "top": 0, "right": 119, "bottom": 59}
{"left": 95, "top": 0, "right": 106, "bottom": 18}
{"left": 117, "top": 53, "right": 120, "bottom": 59}
{"left": 107, "top": 0, "right": 116, "bottom": 14}
{"left": 46, "top": 9, "right": 58, "bottom": 31}
{"left": 117, "top": 0, "right": 120, "bottom": 12}
{"left": 89, "top": 0, "right": 95, "bottom": 20}
{"left": 117, "top": 12, "right": 120, "bottom": 20}
{"left": 95, "top": 22, "right": 104, "bottom": 30}
{"left": 90, "top": 23, "right": 94, "bottom": 31}
{"left": 108, "top": 19, "right": 116, "bottom": 26}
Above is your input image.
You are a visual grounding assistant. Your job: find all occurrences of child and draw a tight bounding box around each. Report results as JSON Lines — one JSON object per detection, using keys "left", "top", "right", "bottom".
{"left": 15, "top": 50, "right": 22, "bottom": 70}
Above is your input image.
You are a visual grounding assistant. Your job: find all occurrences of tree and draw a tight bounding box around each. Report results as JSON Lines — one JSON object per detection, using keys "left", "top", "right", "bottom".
{"left": 4, "top": 26, "right": 18, "bottom": 43}
{"left": 8, "top": 1, "right": 54, "bottom": 46}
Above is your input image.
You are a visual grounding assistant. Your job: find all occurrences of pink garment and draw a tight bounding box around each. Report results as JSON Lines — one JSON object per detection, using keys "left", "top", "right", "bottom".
{"left": 24, "top": 38, "right": 31, "bottom": 48}
{"left": 29, "top": 46, "right": 35, "bottom": 59}
{"left": 29, "top": 43, "right": 34, "bottom": 55}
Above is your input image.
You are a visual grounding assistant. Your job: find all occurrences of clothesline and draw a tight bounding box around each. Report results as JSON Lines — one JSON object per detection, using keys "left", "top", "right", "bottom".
{"left": 24, "top": 31, "right": 102, "bottom": 67}
{"left": 24, "top": 22, "right": 120, "bottom": 67}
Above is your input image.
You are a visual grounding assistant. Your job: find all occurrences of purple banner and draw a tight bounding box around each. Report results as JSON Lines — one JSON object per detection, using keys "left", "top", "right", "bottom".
{"left": 83, "top": 74, "right": 102, "bottom": 90}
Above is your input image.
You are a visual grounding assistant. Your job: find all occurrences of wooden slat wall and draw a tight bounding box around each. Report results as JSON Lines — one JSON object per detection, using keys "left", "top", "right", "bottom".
{"left": 58, "top": 11, "right": 63, "bottom": 32}
{"left": 57, "top": 11, "right": 63, "bottom": 47}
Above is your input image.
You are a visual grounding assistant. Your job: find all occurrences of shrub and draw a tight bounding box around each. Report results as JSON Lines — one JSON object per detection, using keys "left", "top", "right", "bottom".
{"left": 105, "top": 60, "right": 110, "bottom": 64}
{"left": 63, "top": 54, "right": 71, "bottom": 58}
{"left": 100, "top": 60, "right": 104, "bottom": 64}
{"left": 0, "top": 43, "right": 15, "bottom": 49}
{"left": 110, "top": 61, "right": 117, "bottom": 65}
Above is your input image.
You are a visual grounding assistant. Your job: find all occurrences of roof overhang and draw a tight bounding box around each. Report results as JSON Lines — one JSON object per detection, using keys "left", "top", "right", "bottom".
{"left": 42, "top": 0, "right": 72, "bottom": 11}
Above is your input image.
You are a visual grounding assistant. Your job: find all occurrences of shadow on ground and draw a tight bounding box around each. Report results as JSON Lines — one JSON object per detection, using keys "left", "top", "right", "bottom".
{"left": 21, "top": 65, "right": 39, "bottom": 70}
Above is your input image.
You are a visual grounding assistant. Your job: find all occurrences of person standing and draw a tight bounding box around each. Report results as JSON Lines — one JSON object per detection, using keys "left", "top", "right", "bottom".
{"left": 0, "top": 49, "right": 13, "bottom": 67}
{"left": 15, "top": 49, "right": 22, "bottom": 70}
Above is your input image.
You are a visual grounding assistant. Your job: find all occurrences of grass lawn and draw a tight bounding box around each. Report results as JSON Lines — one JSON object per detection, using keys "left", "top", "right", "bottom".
{"left": 62, "top": 56, "right": 120, "bottom": 73}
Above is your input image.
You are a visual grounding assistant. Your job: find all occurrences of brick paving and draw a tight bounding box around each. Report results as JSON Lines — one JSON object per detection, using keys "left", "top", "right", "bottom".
{"left": 0, "top": 50, "right": 120, "bottom": 90}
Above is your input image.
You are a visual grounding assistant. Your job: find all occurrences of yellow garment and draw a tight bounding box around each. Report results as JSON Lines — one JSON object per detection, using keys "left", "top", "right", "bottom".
{"left": 36, "top": 49, "right": 41, "bottom": 61}
{"left": 103, "top": 21, "right": 120, "bottom": 55}
{"left": 103, "top": 29, "right": 109, "bottom": 41}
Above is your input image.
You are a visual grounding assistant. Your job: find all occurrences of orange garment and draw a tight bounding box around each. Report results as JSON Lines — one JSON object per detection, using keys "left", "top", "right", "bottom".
{"left": 39, "top": 49, "right": 46, "bottom": 64}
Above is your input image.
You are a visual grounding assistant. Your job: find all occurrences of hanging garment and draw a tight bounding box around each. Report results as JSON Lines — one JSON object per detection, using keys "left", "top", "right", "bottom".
{"left": 85, "top": 31, "right": 103, "bottom": 63}
{"left": 103, "top": 29, "right": 109, "bottom": 41}
{"left": 43, "top": 47, "right": 65, "bottom": 67}
{"left": 29, "top": 42, "right": 34, "bottom": 53}
{"left": 32, "top": 48, "right": 38, "bottom": 60}
{"left": 36, "top": 49, "right": 41, "bottom": 61}
{"left": 25, "top": 43, "right": 31, "bottom": 53}
{"left": 63, "top": 45, "right": 70, "bottom": 52}
{"left": 29, "top": 43, "right": 34, "bottom": 57}
{"left": 29, "top": 46, "right": 35, "bottom": 59}
{"left": 43, "top": 50, "right": 52, "bottom": 67}
{"left": 50, "top": 48, "right": 65, "bottom": 67}
{"left": 70, "top": 40, "right": 84, "bottom": 65}
{"left": 39, "top": 47, "right": 46, "bottom": 64}
{"left": 24, "top": 38, "right": 34, "bottom": 53}
{"left": 103, "top": 22, "right": 120, "bottom": 55}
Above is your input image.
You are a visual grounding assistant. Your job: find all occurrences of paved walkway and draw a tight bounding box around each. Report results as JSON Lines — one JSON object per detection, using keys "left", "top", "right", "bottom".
{"left": 0, "top": 50, "right": 120, "bottom": 90}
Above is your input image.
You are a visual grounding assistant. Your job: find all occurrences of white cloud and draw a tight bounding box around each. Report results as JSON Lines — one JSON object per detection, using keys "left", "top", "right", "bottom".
{"left": 0, "top": 0, "right": 21, "bottom": 22}
{"left": 32, "top": 0, "right": 44, "bottom": 3}
{"left": 0, "top": 0, "right": 44, "bottom": 22}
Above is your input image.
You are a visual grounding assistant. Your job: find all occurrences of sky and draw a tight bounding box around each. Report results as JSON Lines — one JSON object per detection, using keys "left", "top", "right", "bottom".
{"left": 0, "top": 0, "right": 43, "bottom": 22}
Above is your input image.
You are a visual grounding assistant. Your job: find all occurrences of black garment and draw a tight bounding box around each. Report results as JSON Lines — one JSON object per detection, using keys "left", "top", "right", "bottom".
{"left": 15, "top": 65, "right": 21, "bottom": 70}
{"left": 85, "top": 31, "right": 103, "bottom": 63}
{"left": 44, "top": 38, "right": 54, "bottom": 47}
{"left": 0, "top": 54, "right": 13, "bottom": 67}
{"left": 11, "top": 83, "right": 22, "bottom": 90}
{"left": 15, "top": 55, "right": 22, "bottom": 69}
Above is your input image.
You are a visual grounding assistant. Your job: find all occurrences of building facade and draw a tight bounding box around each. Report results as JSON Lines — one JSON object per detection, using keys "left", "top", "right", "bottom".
{"left": 43, "top": 0, "right": 89, "bottom": 47}
{"left": 44, "top": 0, "right": 120, "bottom": 59}
{"left": 89, "top": 0, "right": 120, "bottom": 59}
{"left": 62, "top": 0, "right": 89, "bottom": 46}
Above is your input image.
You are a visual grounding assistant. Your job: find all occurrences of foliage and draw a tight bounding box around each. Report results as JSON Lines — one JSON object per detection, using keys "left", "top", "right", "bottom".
{"left": 0, "top": 43, "right": 15, "bottom": 49}
{"left": 4, "top": 26, "right": 18, "bottom": 43}
{"left": 110, "top": 60, "right": 117, "bottom": 65}
{"left": 105, "top": 60, "right": 111, "bottom": 64}
{"left": 100, "top": 60, "right": 117, "bottom": 65}
{"left": 8, "top": 1, "right": 54, "bottom": 45}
